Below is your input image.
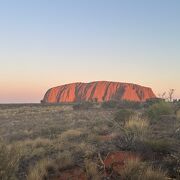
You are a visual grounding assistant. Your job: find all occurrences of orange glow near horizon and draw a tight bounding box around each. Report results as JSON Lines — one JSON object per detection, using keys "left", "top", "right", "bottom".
{"left": 1, "top": 78, "right": 180, "bottom": 103}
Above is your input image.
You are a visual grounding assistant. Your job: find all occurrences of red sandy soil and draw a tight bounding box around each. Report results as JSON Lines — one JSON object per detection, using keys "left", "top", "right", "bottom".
{"left": 54, "top": 151, "right": 138, "bottom": 179}
{"left": 43, "top": 81, "right": 156, "bottom": 103}
{"left": 104, "top": 151, "right": 138, "bottom": 175}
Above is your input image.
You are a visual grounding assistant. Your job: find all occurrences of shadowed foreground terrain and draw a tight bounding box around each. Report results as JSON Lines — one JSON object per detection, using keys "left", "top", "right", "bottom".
{"left": 0, "top": 101, "right": 180, "bottom": 179}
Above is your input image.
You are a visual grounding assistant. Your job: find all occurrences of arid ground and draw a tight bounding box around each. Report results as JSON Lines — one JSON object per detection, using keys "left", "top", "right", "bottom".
{"left": 0, "top": 101, "right": 180, "bottom": 180}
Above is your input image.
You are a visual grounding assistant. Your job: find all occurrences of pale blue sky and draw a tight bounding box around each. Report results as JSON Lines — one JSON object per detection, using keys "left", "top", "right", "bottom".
{"left": 0, "top": 0, "right": 180, "bottom": 102}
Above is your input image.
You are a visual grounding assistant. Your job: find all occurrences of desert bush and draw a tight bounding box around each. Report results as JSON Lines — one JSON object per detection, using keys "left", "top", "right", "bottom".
{"left": 117, "top": 100, "right": 142, "bottom": 109}
{"left": 119, "top": 158, "right": 167, "bottom": 180}
{"left": 146, "top": 102, "right": 174, "bottom": 121}
{"left": 73, "top": 102, "right": 93, "bottom": 110}
{"left": 143, "top": 139, "right": 172, "bottom": 154}
{"left": 163, "top": 154, "right": 180, "bottom": 179}
{"left": 114, "top": 109, "right": 134, "bottom": 124}
{"left": 101, "top": 100, "right": 118, "bottom": 109}
{"left": 0, "top": 141, "right": 21, "bottom": 180}
{"left": 145, "top": 98, "right": 165, "bottom": 107}
{"left": 101, "top": 100, "right": 141, "bottom": 109}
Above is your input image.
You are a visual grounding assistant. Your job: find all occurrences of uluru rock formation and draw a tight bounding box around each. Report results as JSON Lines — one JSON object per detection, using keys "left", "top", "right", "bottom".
{"left": 42, "top": 81, "right": 156, "bottom": 103}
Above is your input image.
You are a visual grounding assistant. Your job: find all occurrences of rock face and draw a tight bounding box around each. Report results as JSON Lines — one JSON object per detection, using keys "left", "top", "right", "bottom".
{"left": 43, "top": 81, "right": 156, "bottom": 103}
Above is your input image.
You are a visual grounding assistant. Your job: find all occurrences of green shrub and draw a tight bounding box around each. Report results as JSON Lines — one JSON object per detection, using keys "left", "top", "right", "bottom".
{"left": 73, "top": 102, "right": 93, "bottom": 110}
{"left": 146, "top": 102, "right": 174, "bottom": 121}
{"left": 117, "top": 100, "right": 141, "bottom": 109}
{"left": 145, "top": 98, "right": 165, "bottom": 107}
{"left": 101, "top": 100, "right": 118, "bottom": 109}
{"left": 101, "top": 100, "right": 141, "bottom": 109}
{"left": 114, "top": 109, "right": 134, "bottom": 123}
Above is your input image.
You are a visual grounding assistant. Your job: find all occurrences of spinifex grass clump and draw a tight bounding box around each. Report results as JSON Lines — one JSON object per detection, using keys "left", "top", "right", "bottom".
{"left": 116, "top": 115, "right": 149, "bottom": 150}
{"left": 119, "top": 158, "right": 167, "bottom": 180}
{"left": 0, "top": 140, "right": 21, "bottom": 180}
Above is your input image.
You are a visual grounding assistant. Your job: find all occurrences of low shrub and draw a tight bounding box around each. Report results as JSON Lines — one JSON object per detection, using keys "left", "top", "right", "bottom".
{"left": 101, "top": 100, "right": 118, "bottom": 109}
{"left": 145, "top": 98, "right": 165, "bottom": 107}
{"left": 114, "top": 109, "right": 134, "bottom": 124}
{"left": 101, "top": 100, "right": 141, "bottom": 109}
{"left": 146, "top": 102, "right": 174, "bottom": 121}
{"left": 117, "top": 100, "right": 142, "bottom": 109}
{"left": 73, "top": 102, "right": 93, "bottom": 110}
{"left": 143, "top": 139, "right": 172, "bottom": 154}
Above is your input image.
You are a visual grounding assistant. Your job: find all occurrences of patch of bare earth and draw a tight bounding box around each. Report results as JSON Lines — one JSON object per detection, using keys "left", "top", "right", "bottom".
{"left": 104, "top": 151, "right": 138, "bottom": 175}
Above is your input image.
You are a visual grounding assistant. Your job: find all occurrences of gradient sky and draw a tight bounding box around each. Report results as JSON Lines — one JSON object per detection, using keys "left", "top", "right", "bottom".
{"left": 0, "top": 0, "right": 180, "bottom": 103}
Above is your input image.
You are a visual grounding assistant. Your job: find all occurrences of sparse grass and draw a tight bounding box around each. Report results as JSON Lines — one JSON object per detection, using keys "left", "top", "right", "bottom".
{"left": 27, "top": 151, "right": 74, "bottom": 180}
{"left": 0, "top": 103, "right": 179, "bottom": 179}
{"left": 177, "top": 109, "right": 180, "bottom": 119}
{"left": 55, "top": 151, "right": 74, "bottom": 170}
{"left": 0, "top": 140, "right": 21, "bottom": 180}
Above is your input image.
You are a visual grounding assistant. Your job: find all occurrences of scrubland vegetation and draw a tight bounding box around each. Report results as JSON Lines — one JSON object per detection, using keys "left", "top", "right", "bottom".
{"left": 0, "top": 100, "right": 180, "bottom": 179}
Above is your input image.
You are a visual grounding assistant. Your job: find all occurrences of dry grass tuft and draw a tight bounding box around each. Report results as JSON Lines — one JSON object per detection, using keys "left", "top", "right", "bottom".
{"left": 85, "top": 159, "right": 101, "bottom": 180}
{"left": 27, "top": 159, "right": 54, "bottom": 180}
{"left": 59, "top": 129, "right": 83, "bottom": 141}
{"left": 119, "top": 158, "right": 167, "bottom": 180}
{"left": 0, "top": 141, "right": 21, "bottom": 180}
{"left": 124, "top": 115, "right": 149, "bottom": 140}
